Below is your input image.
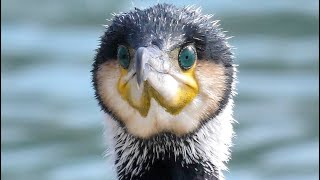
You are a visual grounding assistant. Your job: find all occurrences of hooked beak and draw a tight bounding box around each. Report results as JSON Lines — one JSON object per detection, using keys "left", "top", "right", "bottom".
{"left": 135, "top": 47, "right": 149, "bottom": 87}
{"left": 134, "top": 46, "right": 163, "bottom": 88}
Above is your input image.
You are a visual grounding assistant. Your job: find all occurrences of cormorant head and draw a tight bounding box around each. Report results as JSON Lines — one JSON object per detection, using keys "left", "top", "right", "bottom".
{"left": 92, "top": 4, "right": 235, "bottom": 139}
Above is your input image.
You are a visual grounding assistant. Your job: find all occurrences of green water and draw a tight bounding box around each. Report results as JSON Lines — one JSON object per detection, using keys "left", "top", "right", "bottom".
{"left": 1, "top": 0, "right": 319, "bottom": 179}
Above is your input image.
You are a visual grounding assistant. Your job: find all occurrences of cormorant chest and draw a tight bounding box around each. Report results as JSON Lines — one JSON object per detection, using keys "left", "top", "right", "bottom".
{"left": 118, "top": 156, "right": 219, "bottom": 180}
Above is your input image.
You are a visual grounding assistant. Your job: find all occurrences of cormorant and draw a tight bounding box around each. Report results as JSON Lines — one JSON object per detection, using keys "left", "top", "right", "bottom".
{"left": 92, "top": 3, "right": 237, "bottom": 180}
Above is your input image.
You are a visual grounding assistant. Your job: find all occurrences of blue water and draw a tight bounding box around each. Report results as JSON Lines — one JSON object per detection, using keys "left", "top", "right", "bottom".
{"left": 1, "top": 0, "right": 319, "bottom": 179}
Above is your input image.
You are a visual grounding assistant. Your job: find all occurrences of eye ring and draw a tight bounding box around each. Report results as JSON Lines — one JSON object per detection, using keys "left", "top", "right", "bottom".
{"left": 178, "top": 45, "right": 197, "bottom": 70}
{"left": 117, "top": 45, "right": 130, "bottom": 69}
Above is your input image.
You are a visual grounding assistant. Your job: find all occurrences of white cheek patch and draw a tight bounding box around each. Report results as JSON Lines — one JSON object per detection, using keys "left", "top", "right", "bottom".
{"left": 97, "top": 60, "right": 229, "bottom": 138}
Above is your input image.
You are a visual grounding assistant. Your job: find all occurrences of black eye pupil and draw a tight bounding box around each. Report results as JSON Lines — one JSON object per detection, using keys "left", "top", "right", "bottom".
{"left": 186, "top": 56, "right": 189, "bottom": 59}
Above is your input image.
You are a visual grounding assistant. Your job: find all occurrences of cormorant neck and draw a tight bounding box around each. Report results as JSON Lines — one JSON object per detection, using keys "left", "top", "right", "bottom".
{"left": 104, "top": 100, "right": 235, "bottom": 180}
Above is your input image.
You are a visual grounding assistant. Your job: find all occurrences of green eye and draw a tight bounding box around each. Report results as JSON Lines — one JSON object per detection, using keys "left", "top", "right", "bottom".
{"left": 178, "top": 46, "right": 196, "bottom": 70}
{"left": 117, "top": 45, "right": 130, "bottom": 69}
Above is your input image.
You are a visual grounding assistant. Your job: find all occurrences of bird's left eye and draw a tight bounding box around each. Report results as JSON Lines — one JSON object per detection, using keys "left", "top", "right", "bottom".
{"left": 178, "top": 46, "right": 196, "bottom": 70}
{"left": 117, "top": 45, "right": 130, "bottom": 69}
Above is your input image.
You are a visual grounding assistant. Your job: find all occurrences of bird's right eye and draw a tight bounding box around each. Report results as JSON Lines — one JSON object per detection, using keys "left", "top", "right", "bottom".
{"left": 178, "top": 45, "right": 197, "bottom": 70}
{"left": 117, "top": 45, "right": 130, "bottom": 69}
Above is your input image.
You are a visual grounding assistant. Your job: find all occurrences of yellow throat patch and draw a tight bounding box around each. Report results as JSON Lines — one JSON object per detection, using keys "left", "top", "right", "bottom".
{"left": 117, "top": 66, "right": 199, "bottom": 117}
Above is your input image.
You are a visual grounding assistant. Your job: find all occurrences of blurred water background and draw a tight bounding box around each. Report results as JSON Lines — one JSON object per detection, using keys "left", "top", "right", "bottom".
{"left": 1, "top": 0, "right": 319, "bottom": 179}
